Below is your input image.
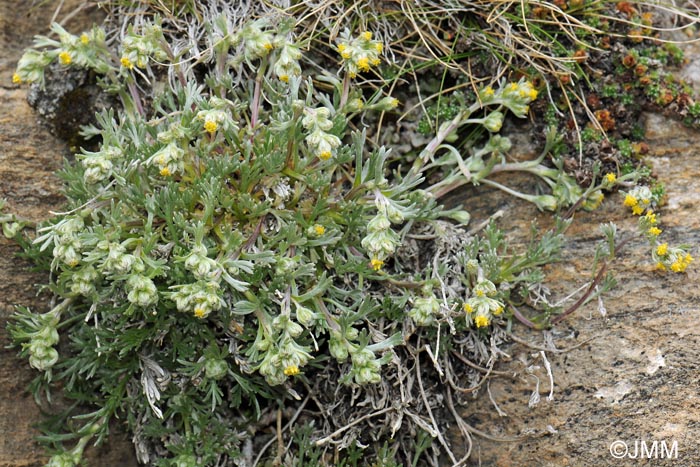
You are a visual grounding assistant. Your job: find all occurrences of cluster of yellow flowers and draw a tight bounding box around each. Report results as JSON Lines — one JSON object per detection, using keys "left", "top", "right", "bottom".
{"left": 336, "top": 31, "right": 384, "bottom": 78}
{"left": 463, "top": 279, "right": 504, "bottom": 329}
{"left": 273, "top": 42, "right": 302, "bottom": 82}
{"left": 302, "top": 107, "right": 341, "bottom": 160}
{"left": 120, "top": 23, "right": 168, "bottom": 70}
{"left": 638, "top": 209, "right": 662, "bottom": 238}
{"left": 625, "top": 185, "right": 693, "bottom": 273}
{"left": 13, "top": 24, "right": 108, "bottom": 85}
{"left": 480, "top": 80, "right": 539, "bottom": 117}
{"left": 653, "top": 242, "right": 693, "bottom": 272}
{"left": 622, "top": 185, "right": 655, "bottom": 216}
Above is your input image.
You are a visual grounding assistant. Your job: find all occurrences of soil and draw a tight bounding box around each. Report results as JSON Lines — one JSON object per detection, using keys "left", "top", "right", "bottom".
{"left": 1, "top": 3, "right": 699, "bottom": 467}
{"left": 0, "top": 2, "right": 136, "bottom": 466}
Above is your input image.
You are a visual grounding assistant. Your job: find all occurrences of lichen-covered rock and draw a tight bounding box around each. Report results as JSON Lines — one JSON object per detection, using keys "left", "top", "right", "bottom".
{"left": 27, "top": 63, "right": 116, "bottom": 149}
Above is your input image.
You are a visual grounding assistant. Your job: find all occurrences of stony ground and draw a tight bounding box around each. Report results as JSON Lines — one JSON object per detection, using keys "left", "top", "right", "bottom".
{"left": 454, "top": 41, "right": 700, "bottom": 466}
{"left": 0, "top": 2, "right": 136, "bottom": 466}
{"left": 1, "top": 3, "right": 699, "bottom": 467}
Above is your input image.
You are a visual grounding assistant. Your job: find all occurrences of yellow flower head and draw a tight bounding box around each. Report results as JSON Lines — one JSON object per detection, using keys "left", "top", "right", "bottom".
{"left": 80, "top": 33, "right": 90, "bottom": 45}
{"left": 59, "top": 51, "right": 72, "bottom": 65}
{"left": 357, "top": 57, "right": 370, "bottom": 72}
{"left": 375, "top": 42, "right": 383, "bottom": 53}
{"left": 671, "top": 260, "right": 684, "bottom": 273}
{"left": 475, "top": 289, "right": 485, "bottom": 298}
{"left": 371, "top": 57, "right": 381, "bottom": 66}
{"left": 474, "top": 315, "right": 490, "bottom": 328}
{"left": 684, "top": 253, "right": 694, "bottom": 267}
{"left": 463, "top": 303, "right": 473, "bottom": 313}
{"left": 648, "top": 227, "right": 662, "bottom": 236}
{"left": 362, "top": 31, "right": 372, "bottom": 41}
{"left": 12, "top": 73, "right": 21, "bottom": 84}
{"left": 527, "top": 87, "right": 538, "bottom": 101}
{"left": 631, "top": 205, "right": 644, "bottom": 215}
{"left": 160, "top": 167, "right": 171, "bottom": 177}
{"left": 204, "top": 120, "right": 218, "bottom": 134}
{"left": 120, "top": 56, "right": 134, "bottom": 69}
{"left": 656, "top": 243, "right": 668, "bottom": 256}
{"left": 644, "top": 211, "right": 657, "bottom": 225}
{"left": 604, "top": 173, "right": 617, "bottom": 184}
{"left": 370, "top": 258, "right": 384, "bottom": 271}
{"left": 483, "top": 86, "right": 495, "bottom": 97}
{"left": 284, "top": 365, "right": 300, "bottom": 376}
{"left": 623, "top": 194, "right": 638, "bottom": 207}
{"left": 194, "top": 306, "right": 206, "bottom": 318}
{"left": 313, "top": 224, "right": 325, "bottom": 235}
{"left": 68, "top": 259, "right": 79, "bottom": 267}
{"left": 337, "top": 43, "right": 347, "bottom": 53}
{"left": 263, "top": 42, "right": 273, "bottom": 51}
{"left": 493, "top": 305, "right": 503, "bottom": 316}
{"left": 655, "top": 261, "right": 666, "bottom": 271}
{"left": 279, "top": 74, "right": 289, "bottom": 83}
{"left": 318, "top": 151, "right": 332, "bottom": 160}
{"left": 586, "top": 191, "right": 604, "bottom": 210}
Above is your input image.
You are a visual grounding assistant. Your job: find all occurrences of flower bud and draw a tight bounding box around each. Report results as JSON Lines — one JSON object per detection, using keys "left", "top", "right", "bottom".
{"left": 45, "top": 452, "right": 80, "bottom": 467}
{"left": 370, "top": 96, "right": 399, "bottom": 112}
{"left": 351, "top": 348, "right": 373, "bottom": 366}
{"left": 385, "top": 204, "right": 405, "bottom": 224}
{"left": 29, "top": 345, "right": 59, "bottom": 371}
{"left": 204, "top": 358, "right": 229, "bottom": 380}
{"left": 36, "top": 325, "right": 60, "bottom": 346}
{"left": 446, "top": 210, "right": 471, "bottom": 225}
{"left": 295, "top": 304, "right": 318, "bottom": 327}
{"left": 408, "top": 294, "right": 440, "bottom": 326}
{"left": 482, "top": 111, "right": 504, "bottom": 132}
{"left": 173, "top": 454, "right": 198, "bottom": 467}
{"left": 329, "top": 332, "right": 349, "bottom": 361}
{"left": 465, "top": 259, "right": 479, "bottom": 274}
{"left": 275, "top": 257, "right": 296, "bottom": 276}
{"left": 3, "top": 221, "right": 21, "bottom": 238}
{"left": 532, "top": 194, "right": 558, "bottom": 211}
{"left": 345, "top": 98, "right": 364, "bottom": 113}
{"left": 367, "top": 214, "right": 391, "bottom": 233}
{"left": 273, "top": 315, "right": 303, "bottom": 338}
{"left": 127, "top": 275, "right": 158, "bottom": 307}
{"left": 355, "top": 366, "right": 381, "bottom": 384}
